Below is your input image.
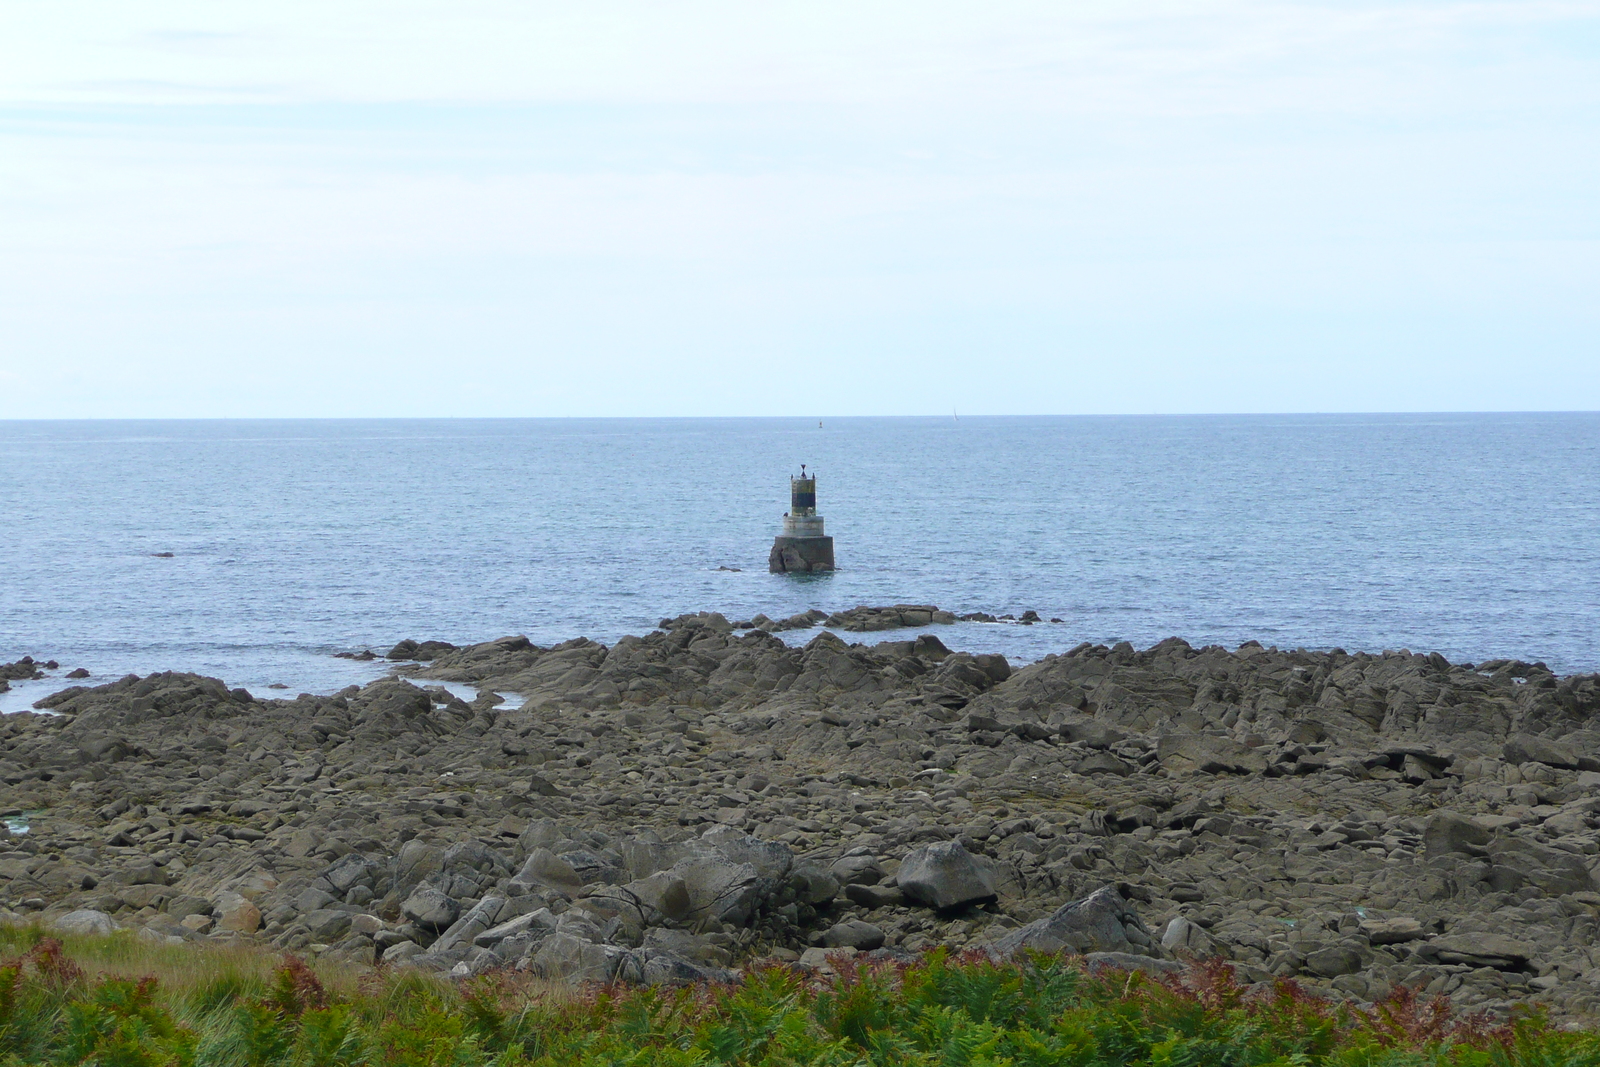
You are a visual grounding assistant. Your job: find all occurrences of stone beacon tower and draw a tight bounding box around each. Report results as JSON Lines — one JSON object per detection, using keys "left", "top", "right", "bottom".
{"left": 769, "top": 466, "right": 835, "bottom": 573}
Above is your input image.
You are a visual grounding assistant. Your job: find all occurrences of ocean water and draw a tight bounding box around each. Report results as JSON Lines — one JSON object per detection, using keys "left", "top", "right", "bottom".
{"left": 2, "top": 414, "right": 1597, "bottom": 711}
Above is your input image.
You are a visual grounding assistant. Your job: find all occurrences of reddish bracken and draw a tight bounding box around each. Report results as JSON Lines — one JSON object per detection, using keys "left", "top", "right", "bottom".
{"left": 268, "top": 954, "right": 327, "bottom": 1015}
{"left": 21, "top": 938, "right": 85, "bottom": 989}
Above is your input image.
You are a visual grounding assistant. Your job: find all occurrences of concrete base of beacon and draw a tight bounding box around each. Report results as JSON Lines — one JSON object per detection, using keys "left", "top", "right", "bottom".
{"left": 769, "top": 536, "right": 835, "bottom": 573}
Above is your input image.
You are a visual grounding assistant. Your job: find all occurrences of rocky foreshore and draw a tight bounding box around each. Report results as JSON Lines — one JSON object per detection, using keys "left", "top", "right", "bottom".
{"left": 4, "top": 617, "right": 1600, "bottom": 1021}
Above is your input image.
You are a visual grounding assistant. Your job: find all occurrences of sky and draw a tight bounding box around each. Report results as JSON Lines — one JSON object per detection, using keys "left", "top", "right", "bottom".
{"left": 1, "top": 1, "right": 1597, "bottom": 417}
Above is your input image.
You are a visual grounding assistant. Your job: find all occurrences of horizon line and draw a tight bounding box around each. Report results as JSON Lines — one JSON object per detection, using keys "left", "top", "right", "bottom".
{"left": 3, "top": 410, "right": 1599, "bottom": 424}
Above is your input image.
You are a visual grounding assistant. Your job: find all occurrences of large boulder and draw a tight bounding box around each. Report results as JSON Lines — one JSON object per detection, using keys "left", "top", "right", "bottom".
{"left": 789, "top": 865, "right": 840, "bottom": 906}
{"left": 989, "top": 886, "right": 1159, "bottom": 959}
{"left": 1155, "top": 729, "right": 1268, "bottom": 775}
{"left": 1485, "top": 836, "right": 1595, "bottom": 896}
{"left": 530, "top": 932, "right": 633, "bottom": 983}
{"left": 1423, "top": 812, "right": 1491, "bottom": 858}
{"left": 897, "top": 841, "right": 997, "bottom": 911}
{"left": 393, "top": 841, "right": 444, "bottom": 895}
{"left": 829, "top": 854, "right": 883, "bottom": 886}
{"left": 350, "top": 677, "right": 432, "bottom": 719}
{"left": 215, "top": 893, "right": 262, "bottom": 934}
{"left": 431, "top": 896, "right": 507, "bottom": 954}
{"left": 600, "top": 856, "right": 762, "bottom": 927}
{"left": 314, "top": 854, "right": 380, "bottom": 899}
{"left": 53, "top": 909, "right": 117, "bottom": 937}
{"left": 401, "top": 885, "right": 460, "bottom": 931}
{"left": 1422, "top": 934, "right": 1536, "bottom": 971}
{"left": 1159, "top": 916, "right": 1214, "bottom": 956}
{"left": 1084, "top": 952, "right": 1183, "bottom": 977}
{"left": 508, "top": 848, "right": 583, "bottom": 895}
{"left": 820, "top": 920, "right": 886, "bottom": 950}
{"left": 1503, "top": 734, "right": 1580, "bottom": 769}
{"left": 302, "top": 909, "right": 354, "bottom": 942}
{"left": 590, "top": 828, "right": 793, "bottom": 928}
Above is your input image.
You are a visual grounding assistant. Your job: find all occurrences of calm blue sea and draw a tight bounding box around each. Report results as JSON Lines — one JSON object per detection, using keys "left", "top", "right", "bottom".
{"left": 2, "top": 414, "right": 1597, "bottom": 711}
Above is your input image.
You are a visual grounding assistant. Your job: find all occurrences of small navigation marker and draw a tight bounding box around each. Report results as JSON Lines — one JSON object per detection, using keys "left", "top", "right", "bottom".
{"left": 769, "top": 465, "right": 835, "bottom": 573}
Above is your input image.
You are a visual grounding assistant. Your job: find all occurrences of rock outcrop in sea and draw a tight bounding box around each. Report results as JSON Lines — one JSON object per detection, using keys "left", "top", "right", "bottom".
{"left": 3, "top": 615, "right": 1600, "bottom": 1020}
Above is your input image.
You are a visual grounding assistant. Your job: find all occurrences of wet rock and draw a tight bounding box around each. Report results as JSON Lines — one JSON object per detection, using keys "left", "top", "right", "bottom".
{"left": 386, "top": 639, "right": 459, "bottom": 662}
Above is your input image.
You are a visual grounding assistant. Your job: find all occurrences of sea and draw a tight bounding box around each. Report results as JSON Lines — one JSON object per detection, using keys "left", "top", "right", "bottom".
{"left": 2, "top": 414, "right": 1597, "bottom": 713}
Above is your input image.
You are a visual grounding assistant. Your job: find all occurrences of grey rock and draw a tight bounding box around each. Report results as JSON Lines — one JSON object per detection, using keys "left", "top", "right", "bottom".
{"left": 302, "top": 909, "right": 353, "bottom": 941}
{"left": 989, "top": 886, "right": 1155, "bottom": 958}
{"left": 432, "top": 895, "right": 506, "bottom": 954}
{"left": 1424, "top": 935, "right": 1536, "bottom": 970}
{"left": 1360, "top": 917, "right": 1426, "bottom": 944}
{"left": 639, "top": 927, "right": 729, "bottom": 965}
{"left": 1424, "top": 812, "right": 1491, "bottom": 857}
{"left": 53, "top": 909, "right": 117, "bottom": 936}
{"left": 531, "top": 931, "right": 629, "bottom": 983}
{"left": 1503, "top": 734, "right": 1580, "bottom": 769}
{"left": 821, "top": 920, "right": 886, "bottom": 950}
{"left": 829, "top": 854, "right": 883, "bottom": 886}
{"left": 639, "top": 951, "right": 730, "bottom": 985}
{"left": 1160, "top": 916, "right": 1214, "bottom": 956}
{"left": 295, "top": 888, "right": 338, "bottom": 914}
{"left": 1305, "top": 945, "right": 1365, "bottom": 978}
{"left": 508, "top": 844, "right": 585, "bottom": 895}
{"left": 400, "top": 885, "right": 459, "bottom": 931}
{"left": 1084, "top": 952, "right": 1183, "bottom": 977}
{"left": 789, "top": 865, "right": 840, "bottom": 906}
{"left": 164, "top": 894, "right": 213, "bottom": 920}
{"left": 473, "top": 911, "right": 545, "bottom": 948}
{"left": 1156, "top": 729, "right": 1267, "bottom": 776}
{"left": 1074, "top": 752, "right": 1134, "bottom": 776}
{"left": 317, "top": 853, "right": 378, "bottom": 896}
{"left": 898, "top": 840, "right": 997, "bottom": 910}
{"left": 447, "top": 946, "right": 503, "bottom": 979}
{"left": 845, "top": 883, "right": 905, "bottom": 909}
{"left": 393, "top": 841, "right": 444, "bottom": 894}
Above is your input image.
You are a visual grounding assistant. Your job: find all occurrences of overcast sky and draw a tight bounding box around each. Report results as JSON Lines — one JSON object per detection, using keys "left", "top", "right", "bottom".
{"left": 2, "top": 1, "right": 1597, "bottom": 417}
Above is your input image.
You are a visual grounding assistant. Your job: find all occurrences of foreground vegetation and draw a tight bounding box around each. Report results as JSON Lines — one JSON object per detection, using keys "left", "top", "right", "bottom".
{"left": 3, "top": 925, "right": 1598, "bottom": 1066}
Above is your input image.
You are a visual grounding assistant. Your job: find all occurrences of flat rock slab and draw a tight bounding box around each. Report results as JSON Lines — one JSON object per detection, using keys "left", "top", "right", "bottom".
{"left": 1424, "top": 934, "right": 1536, "bottom": 971}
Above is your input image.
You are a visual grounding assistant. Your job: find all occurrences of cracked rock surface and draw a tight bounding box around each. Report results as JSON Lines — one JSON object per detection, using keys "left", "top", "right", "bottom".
{"left": 3, "top": 616, "right": 1600, "bottom": 1020}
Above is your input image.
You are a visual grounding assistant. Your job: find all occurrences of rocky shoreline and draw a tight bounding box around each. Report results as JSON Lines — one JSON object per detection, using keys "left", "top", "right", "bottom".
{"left": 4, "top": 617, "right": 1600, "bottom": 1022}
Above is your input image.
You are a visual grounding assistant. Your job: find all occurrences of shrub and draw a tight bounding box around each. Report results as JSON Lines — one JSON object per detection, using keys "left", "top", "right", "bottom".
{"left": 1, "top": 933, "right": 1597, "bottom": 1066}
